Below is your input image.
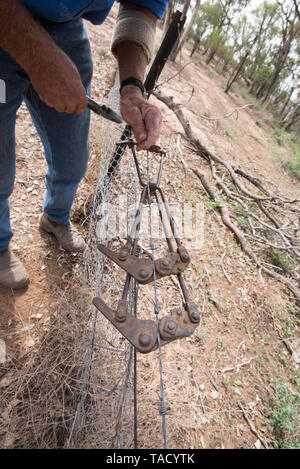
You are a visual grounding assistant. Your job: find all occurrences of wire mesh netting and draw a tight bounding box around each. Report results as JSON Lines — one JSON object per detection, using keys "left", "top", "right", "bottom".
{"left": 70, "top": 68, "right": 204, "bottom": 448}
{"left": 72, "top": 74, "right": 139, "bottom": 448}
{"left": 72, "top": 75, "right": 178, "bottom": 448}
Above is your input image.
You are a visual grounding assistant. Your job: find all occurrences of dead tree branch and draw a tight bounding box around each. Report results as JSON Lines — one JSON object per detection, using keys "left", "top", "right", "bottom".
{"left": 153, "top": 89, "right": 300, "bottom": 305}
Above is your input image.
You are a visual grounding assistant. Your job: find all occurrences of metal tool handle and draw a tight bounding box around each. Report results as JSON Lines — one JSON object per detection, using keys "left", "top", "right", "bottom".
{"left": 86, "top": 96, "right": 123, "bottom": 124}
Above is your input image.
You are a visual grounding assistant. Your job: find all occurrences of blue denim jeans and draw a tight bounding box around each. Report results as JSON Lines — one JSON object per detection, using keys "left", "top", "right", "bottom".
{"left": 0, "top": 18, "right": 93, "bottom": 252}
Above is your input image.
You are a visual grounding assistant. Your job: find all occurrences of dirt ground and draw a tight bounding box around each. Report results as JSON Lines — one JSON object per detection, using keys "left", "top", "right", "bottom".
{"left": 0, "top": 5, "right": 299, "bottom": 449}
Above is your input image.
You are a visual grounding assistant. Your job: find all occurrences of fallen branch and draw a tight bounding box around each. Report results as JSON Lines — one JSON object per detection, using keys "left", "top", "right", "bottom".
{"left": 181, "top": 103, "right": 254, "bottom": 122}
{"left": 154, "top": 62, "right": 192, "bottom": 90}
{"left": 193, "top": 169, "right": 300, "bottom": 304}
{"left": 193, "top": 169, "right": 260, "bottom": 262}
{"left": 237, "top": 401, "right": 269, "bottom": 449}
{"left": 209, "top": 161, "right": 299, "bottom": 257}
{"left": 219, "top": 251, "right": 232, "bottom": 284}
{"left": 221, "top": 357, "right": 254, "bottom": 373}
{"left": 154, "top": 90, "right": 274, "bottom": 201}
{"left": 153, "top": 88, "right": 300, "bottom": 305}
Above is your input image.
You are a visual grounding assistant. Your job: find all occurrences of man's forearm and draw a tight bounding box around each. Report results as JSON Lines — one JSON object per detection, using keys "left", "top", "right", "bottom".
{"left": 116, "top": 41, "right": 148, "bottom": 84}
{"left": 0, "top": 0, "right": 65, "bottom": 73}
{"left": 0, "top": 0, "right": 87, "bottom": 113}
{"left": 114, "top": 2, "right": 157, "bottom": 83}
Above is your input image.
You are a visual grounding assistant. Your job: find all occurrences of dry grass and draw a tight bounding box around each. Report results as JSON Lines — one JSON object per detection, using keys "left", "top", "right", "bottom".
{"left": 0, "top": 280, "right": 93, "bottom": 448}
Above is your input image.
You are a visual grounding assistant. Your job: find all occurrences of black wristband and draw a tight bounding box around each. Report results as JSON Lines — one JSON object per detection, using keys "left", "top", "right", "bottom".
{"left": 120, "top": 77, "right": 147, "bottom": 98}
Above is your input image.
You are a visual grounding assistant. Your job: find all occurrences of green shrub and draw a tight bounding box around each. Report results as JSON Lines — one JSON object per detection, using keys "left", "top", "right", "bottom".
{"left": 270, "top": 248, "right": 296, "bottom": 273}
{"left": 267, "top": 383, "right": 300, "bottom": 449}
{"left": 286, "top": 151, "right": 300, "bottom": 181}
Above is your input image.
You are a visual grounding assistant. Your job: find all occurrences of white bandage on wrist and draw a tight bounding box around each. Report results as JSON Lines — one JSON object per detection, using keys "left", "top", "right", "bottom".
{"left": 111, "top": 9, "right": 156, "bottom": 64}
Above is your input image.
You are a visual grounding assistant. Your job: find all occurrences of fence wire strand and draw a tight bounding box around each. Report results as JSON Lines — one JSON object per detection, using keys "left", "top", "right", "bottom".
{"left": 146, "top": 151, "right": 168, "bottom": 449}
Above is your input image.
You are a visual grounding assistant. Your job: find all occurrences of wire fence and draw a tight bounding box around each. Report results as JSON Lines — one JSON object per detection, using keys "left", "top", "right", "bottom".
{"left": 72, "top": 74, "right": 139, "bottom": 448}
{"left": 70, "top": 70, "right": 188, "bottom": 448}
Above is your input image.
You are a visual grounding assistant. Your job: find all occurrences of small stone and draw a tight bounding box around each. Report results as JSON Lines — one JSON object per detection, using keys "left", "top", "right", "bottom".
{"left": 31, "top": 313, "right": 43, "bottom": 319}
{"left": 254, "top": 439, "right": 261, "bottom": 449}
{"left": 25, "top": 337, "right": 35, "bottom": 348}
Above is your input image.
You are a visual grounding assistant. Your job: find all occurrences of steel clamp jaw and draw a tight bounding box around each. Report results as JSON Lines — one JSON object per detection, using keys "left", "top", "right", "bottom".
{"left": 97, "top": 243, "right": 190, "bottom": 284}
{"left": 93, "top": 297, "right": 158, "bottom": 353}
{"left": 92, "top": 296, "right": 200, "bottom": 353}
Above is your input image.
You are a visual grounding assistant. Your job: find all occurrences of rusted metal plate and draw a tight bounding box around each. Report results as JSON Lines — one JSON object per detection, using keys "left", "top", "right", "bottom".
{"left": 97, "top": 244, "right": 154, "bottom": 284}
{"left": 93, "top": 296, "right": 201, "bottom": 353}
{"left": 97, "top": 244, "right": 190, "bottom": 284}
{"left": 93, "top": 296, "right": 157, "bottom": 353}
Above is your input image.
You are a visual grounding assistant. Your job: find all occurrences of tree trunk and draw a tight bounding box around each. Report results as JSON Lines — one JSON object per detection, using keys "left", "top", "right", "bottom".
{"left": 273, "top": 92, "right": 284, "bottom": 106}
{"left": 250, "top": 80, "right": 257, "bottom": 94}
{"left": 261, "top": 49, "right": 289, "bottom": 103}
{"left": 256, "top": 84, "right": 266, "bottom": 99}
{"left": 282, "top": 104, "right": 293, "bottom": 121}
{"left": 284, "top": 104, "right": 300, "bottom": 130}
{"left": 248, "top": 63, "right": 258, "bottom": 80}
{"left": 190, "top": 37, "right": 200, "bottom": 57}
{"left": 222, "top": 58, "right": 230, "bottom": 74}
{"left": 284, "top": 112, "right": 300, "bottom": 131}
{"left": 162, "top": 0, "right": 173, "bottom": 39}
{"left": 174, "top": 0, "right": 201, "bottom": 57}
{"left": 261, "top": 11, "right": 299, "bottom": 104}
{"left": 170, "top": 0, "right": 193, "bottom": 61}
{"left": 216, "top": 54, "right": 222, "bottom": 68}
{"left": 280, "top": 87, "right": 294, "bottom": 117}
{"left": 206, "top": 48, "right": 216, "bottom": 65}
{"left": 225, "top": 52, "right": 249, "bottom": 93}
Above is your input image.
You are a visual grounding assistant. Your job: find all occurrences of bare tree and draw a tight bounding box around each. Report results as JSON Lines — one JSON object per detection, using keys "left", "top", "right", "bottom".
{"left": 261, "top": 0, "right": 300, "bottom": 103}
{"left": 171, "top": 0, "right": 201, "bottom": 61}
{"left": 170, "top": 0, "right": 192, "bottom": 61}
{"left": 284, "top": 99, "right": 300, "bottom": 130}
{"left": 162, "top": 0, "right": 174, "bottom": 39}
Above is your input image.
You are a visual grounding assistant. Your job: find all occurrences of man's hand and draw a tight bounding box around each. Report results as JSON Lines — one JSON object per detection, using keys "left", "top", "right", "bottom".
{"left": 0, "top": 0, "right": 87, "bottom": 115}
{"left": 120, "top": 85, "right": 162, "bottom": 151}
{"left": 28, "top": 49, "right": 87, "bottom": 114}
{"left": 114, "top": 3, "right": 162, "bottom": 150}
